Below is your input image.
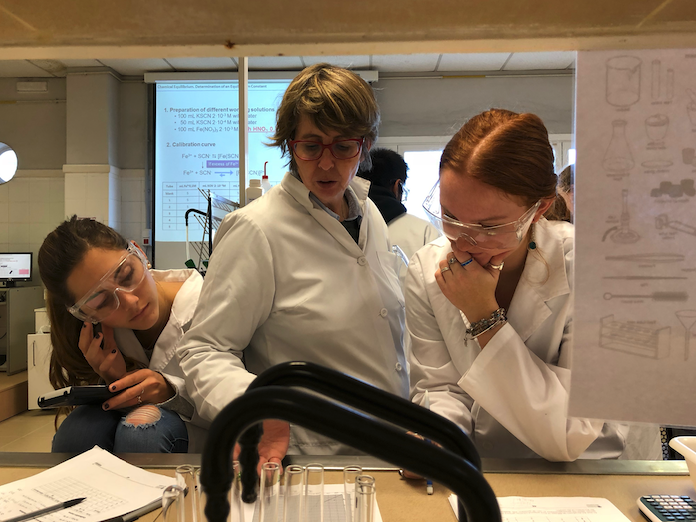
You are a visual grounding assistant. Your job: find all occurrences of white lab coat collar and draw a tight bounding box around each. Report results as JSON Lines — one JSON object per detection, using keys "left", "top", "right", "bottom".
{"left": 280, "top": 172, "right": 371, "bottom": 254}
{"left": 506, "top": 218, "right": 572, "bottom": 342}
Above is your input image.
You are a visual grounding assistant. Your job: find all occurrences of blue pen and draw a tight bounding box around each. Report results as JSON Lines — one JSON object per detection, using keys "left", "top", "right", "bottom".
{"left": 424, "top": 390, "right": 434, "bottom": 495}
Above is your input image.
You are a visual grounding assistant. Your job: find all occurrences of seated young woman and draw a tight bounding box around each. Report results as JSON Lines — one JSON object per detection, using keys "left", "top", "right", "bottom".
{"left": 406, "top": 109, "right": 626, "bottom": 461}
{"left": 38, "top": 216, "right": 205, "bottom": 453}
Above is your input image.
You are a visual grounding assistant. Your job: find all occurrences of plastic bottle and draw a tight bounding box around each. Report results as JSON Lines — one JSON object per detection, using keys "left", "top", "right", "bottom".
{"left": 261, "top": 173, "right": 272, "bottom": 194}
{"left": 246, "top": 179, "right": 262, "bottom": 203}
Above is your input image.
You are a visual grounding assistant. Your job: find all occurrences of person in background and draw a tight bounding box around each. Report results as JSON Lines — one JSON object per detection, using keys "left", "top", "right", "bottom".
{"left": 556, "top": 163, "right": 574, "bottom": 222}
{"left": 359, "top": 148, "right": 441, "bottom": 284}
{"left": 407, "top": 109, "right": 626, "bottom": 461}
{"left": 38, "top": 216, "right": 206, "bottom": 453}
{"left": 178, "top": 64, "right": 409, "bottom": 467}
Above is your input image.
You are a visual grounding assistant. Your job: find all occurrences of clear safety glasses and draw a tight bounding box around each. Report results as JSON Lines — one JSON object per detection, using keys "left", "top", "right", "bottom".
{"left": 288, "top": 138, "right": 364, "bottom": 161}
{"left": 67, "top": 242, "right": 148, "bottom": 323}
{"left": 423, "top": 180, "right": 540, "bottom": 251}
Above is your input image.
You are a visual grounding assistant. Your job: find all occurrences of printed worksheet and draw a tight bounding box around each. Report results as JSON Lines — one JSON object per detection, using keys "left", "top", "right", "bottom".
{"left": 569, "top": 48, "right": 696, "bottom": 426}
{"left": 0, "top": 447, "right": 176, "bottom": 522}
{"left": 448, "top": 496, "right": 630, "bottom": 521}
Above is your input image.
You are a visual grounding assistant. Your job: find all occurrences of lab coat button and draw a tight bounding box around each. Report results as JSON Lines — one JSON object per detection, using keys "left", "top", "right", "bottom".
{"left": 395, "top": 362, "right": 403, "bottom": 371}
{"left": 358, "top": 256, "right": 367, "bottom": 266}
{"left": 380, "top": 308, "right": 388, "bottom": 317}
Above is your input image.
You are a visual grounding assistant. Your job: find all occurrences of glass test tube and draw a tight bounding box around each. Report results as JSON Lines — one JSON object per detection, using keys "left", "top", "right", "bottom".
{"left": 259, "top": 462, "right": 281, "bottom": 522}
{"left": 228, "top": 460, "right": 245, "bottom": 522}
{"left": 354, "top": 475, "right": 376, "bottom": 522}
{"left": 194, "top": 467, "right": 206, "bottom": 522}
{"left": 343, "top": 466, "right": 362, "bottom": 522}
{"left": 304, "top": 463, "right": 324, "bottom": 522}
{"left": 282, "top": 464, "right": 305, "bottom": 522}
{"left": 162, "top": 485, "right": 186, "bottom": 522}
{"left": 176, "top": 465, "right": 199, "bottom": 522}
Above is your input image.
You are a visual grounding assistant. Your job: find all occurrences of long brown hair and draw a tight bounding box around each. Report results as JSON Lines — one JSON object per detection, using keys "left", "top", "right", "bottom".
{"left": 38, "top": 216, "right": 142, "bottom": 392}
{"left": 440, "top": 109, "right": 562, "bottom": 217}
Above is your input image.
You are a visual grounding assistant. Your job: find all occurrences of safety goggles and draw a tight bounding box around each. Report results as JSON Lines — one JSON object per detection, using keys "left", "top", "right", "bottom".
{"left": 288, "top": 138, "right": 364, "bottom": 161}
{"left": 423, "top": 180, "right": 540, "bottom": 251}
{"left": 67, "top": 242, "right": 148, "bottom": 323}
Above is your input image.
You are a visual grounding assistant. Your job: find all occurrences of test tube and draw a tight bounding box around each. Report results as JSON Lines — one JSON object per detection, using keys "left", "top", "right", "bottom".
{"left": 304, "top": 463, "right": 324, "bottom": 522}
{"left": 343, "top": 466, "right": 362, "bottom": 522}
{"left": 176, "top": 464, "right": 199, "bottom": 522}
{"left": 354, "top": 475, "right": 376, "bottom": 522}
{"left": 194, "top": 467, "right": 206, "bottom": 522}
{"left": 282, "top": 464, "right": 304, "bottom": 522}
{"left": 228, "top": 460, "right": 244, "bottom": 522}
{"left": 258, "top": 462, "right": 281, "bottom": 522}
{"left": 162, "top": 485, "right": 186, "bottom": 522}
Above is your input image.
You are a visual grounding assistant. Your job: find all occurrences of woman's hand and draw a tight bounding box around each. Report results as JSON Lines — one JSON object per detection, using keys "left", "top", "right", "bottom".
{"left": 231, "top": 419, "right": 291, "bottom": 475}
{"left": 78, "top": 323, "right": 126, "bottom": 384}
{"left": 434, "top": 251, "right": 504, "bottom": 323}
{"left": 102, "top": 369, "right": 175, "bottom": 410}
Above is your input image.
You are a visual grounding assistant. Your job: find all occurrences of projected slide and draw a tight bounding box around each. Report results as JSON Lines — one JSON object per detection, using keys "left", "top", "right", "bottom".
{"left": 154, "top": 80, "right": 291, "bottom": 243}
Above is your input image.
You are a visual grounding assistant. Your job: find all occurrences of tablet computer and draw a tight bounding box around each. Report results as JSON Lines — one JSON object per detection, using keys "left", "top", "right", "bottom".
{"left": 38, "top": 385, "right": 119, "bottom": 408}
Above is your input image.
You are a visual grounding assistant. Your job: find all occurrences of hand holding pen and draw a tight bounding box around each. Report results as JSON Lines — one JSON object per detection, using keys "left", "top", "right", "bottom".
{"left": 397, "top": 390, "right": 435, "bottom": 493}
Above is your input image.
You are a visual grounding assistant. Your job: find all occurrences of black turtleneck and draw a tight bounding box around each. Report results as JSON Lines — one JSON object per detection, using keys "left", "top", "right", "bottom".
{"left": 367, "top": 185, "right": 406, "bottom": 224}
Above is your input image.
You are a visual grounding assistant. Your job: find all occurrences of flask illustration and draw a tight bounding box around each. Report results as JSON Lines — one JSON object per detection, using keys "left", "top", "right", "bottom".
{"left": 603, "top": 120, "right": 634, "bottom": 173}
{"left": 606, "top": 56, "right": 642, "bottom": 107}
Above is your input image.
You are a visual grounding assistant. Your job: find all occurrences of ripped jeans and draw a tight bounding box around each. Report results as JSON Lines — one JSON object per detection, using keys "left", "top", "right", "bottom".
{"left": 52, "top": 404, "right": 189, "bottom": 453}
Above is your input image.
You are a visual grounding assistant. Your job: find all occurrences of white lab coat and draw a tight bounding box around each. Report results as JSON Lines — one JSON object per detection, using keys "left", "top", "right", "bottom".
{"left": 178, "top": 173, "right": 410, "bottom": 453}
{"left": 406, "top": 218, "right": 627, "bottom": 461}
{"left": 113, "top": 268, "right": 209, "bottom": 450}
{"left": 387, "top": 212, "right": 441, "bottom": 287}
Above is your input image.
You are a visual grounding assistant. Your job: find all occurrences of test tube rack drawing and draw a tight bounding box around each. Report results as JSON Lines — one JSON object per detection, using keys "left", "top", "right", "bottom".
{"left": 676, "top": 310, "right": 696, "bottom": 361}
{"left": 605, "top": 252, "right": 684, "bottom": 263}
{"left": 600, "top": 314, "right": 671, "bottom": 359}
{"left": 602, "top": 189, "right": 640, "bottom": 244}
{"left": 656, "top": 214, "right": 696, "bottom": 237}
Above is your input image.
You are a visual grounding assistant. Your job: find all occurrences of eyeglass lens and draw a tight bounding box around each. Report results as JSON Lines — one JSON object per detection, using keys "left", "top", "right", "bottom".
{"left": 293, "top": 140, "right": 361, "bottom": 160}
{"left": 78, "top": 253, "right": 146, "bottom": 319}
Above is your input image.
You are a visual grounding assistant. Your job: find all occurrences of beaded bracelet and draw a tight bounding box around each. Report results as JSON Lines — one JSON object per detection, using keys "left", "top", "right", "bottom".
{"left": 465, "top": 308, "right": 507, "bottom": 341}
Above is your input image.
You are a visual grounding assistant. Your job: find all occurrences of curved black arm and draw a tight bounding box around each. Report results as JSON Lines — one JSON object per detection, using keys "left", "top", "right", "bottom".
{"left": 201, "top": 387, "right": 501, "bottom": 522}
{"left": 247, "top": 361, "right": 482, "bottom": 471}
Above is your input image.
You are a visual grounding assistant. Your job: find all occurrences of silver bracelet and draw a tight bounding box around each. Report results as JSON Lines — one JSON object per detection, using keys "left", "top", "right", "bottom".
{"left": 465, "top": 308, "right": 507, "bottom": 341}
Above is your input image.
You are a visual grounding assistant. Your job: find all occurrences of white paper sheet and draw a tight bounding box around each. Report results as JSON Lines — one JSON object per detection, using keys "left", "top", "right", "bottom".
{"left": 448, "top": 495, "right": 631, "bottom": 521}
{"left": 0, "top": 447, "right": 176, "bottom": 522}
{"left": 569, "top": 48, "right": 696, "bottom": 426}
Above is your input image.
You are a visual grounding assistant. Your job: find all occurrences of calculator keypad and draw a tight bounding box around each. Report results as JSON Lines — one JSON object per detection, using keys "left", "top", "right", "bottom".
{"left": 642, "top": 495, "right": 696, "bottom": 521}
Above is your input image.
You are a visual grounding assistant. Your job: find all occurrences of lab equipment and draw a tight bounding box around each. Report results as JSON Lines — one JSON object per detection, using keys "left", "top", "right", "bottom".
{"left": 637, "top": 495, "right": 696, "bottom": 522}
{"left": 343, "top": 465, "right": 362, "bottom": 522}
{"left": 262, "top": 163, "right": 272, "bottom": 194}
{"left": 304, "top": 463, "right": 324, "bottom": 522}
{"left": 605, "top": 56, "right": 642, "bottom": 107}
{"left": 162, "top": 485, "right": 186, "bottom": 522}
{"left": 200, "top": 362, "right": 499, "bottom": 522}
{"left": 283, "top": 465, "right": 304, "bottom": 522}
{"left": 175, "top": 465, "right": 199, "bottom": 522}
{"left": 602, "top": 120, "right": 634, "bottom": 173}
{"left": 353, "top": 475, "right": 375, "bottom": 522}
{"left": 258, "top": 462, "right": 281, "bottom": 522}
{"left": 247, "top": 179, "right": 263, "bottom": 203}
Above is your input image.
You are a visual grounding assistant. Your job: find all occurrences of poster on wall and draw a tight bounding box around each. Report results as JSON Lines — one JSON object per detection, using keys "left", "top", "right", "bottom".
{"left": 569, "top": 49, "right": 696, "bottom": 426}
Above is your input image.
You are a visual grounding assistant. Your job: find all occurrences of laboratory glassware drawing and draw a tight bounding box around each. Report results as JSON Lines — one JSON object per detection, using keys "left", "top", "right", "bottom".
{"left": 676, "top": 311, "right": 696, "bottom": 361}
{"left": 600, "top": 315, "right": 671, "bottom": 359}
{"left": 606, "top": 56, "right": 642, "bottom": 107}
{"left": 682, "top": 147, "right": 696, "bottom": 167}
{"left": 687, "top": 89, "right": 696, "bottom": 126}
{"left": 603, "top": 292, "right": 688, "bottom": 302}
{"left": 642, "top": 114, "right": 673, "bottom": 168}
{"left": 650, "top": 60, "right": 675, "bottom": 102}
{"left": 603, "top": 120, "right": 634, "bottom": 174}
{"left": 605, "top": 253, "right": 684, "bottom": 263}
{"left": 603, "top": 276, "right": 687, "bottom": 281}
{"left": 650, "top": 179, "right": 695, "bottom": 198}
{"left": 602, "top": 189, "right": 640, "bottom": 243}
{"left": 655, "top": 214, "right": 696, "bottom": 237}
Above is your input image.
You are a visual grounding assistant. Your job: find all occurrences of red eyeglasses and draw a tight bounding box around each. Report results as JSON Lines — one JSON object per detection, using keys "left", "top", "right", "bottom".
{"left": 288, "top": 138, "right": 364, "bottom": 161}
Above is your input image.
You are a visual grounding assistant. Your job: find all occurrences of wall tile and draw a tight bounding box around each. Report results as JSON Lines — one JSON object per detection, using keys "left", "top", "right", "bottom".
{"left": 87, "top": 174, "right": 109, "bottom": 200}
{"left": 64, "top": 174, "right": 87, "bottom": 201}
{"left": 0, "top": 184, "right": 8, "bottom": 205}
{"left": 28, "top": 179, "right": 50, "bottom": 202}
{"left": 8, "top": 179, "right": 30, "bottom": 202}
{"left": 0, "top": 223, "right": 8, "bottom": 243}
{"left": 8, "top": 223, "right": 29, "bottom": 244}
{"left": 8, "top": 201, "right": 25, "bottom": 224}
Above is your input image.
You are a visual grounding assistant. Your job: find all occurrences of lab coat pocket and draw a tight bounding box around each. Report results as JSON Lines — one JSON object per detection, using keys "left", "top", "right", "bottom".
{"left": 376, "top": 250, "right": 405, "bottom": 307}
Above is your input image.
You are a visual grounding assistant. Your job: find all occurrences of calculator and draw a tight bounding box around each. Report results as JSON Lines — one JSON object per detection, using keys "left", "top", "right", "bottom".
{"left": 638, "top": 495, "right": 696, "bottom": 521}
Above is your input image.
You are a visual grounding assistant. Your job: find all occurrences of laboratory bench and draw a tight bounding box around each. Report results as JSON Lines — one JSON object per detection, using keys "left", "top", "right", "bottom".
{"left": 0, "top": 454, "right": 692, "bottom": 521}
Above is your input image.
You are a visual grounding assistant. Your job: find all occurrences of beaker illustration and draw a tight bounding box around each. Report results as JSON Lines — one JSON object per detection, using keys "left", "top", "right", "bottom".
{"left": 603, "top": 120, "right": 634, "bottom": 173}
{"left": 676, "top": 310, "right": 696, "bottom": 361}
{"left": 646, "top": 114, "right": 669, "bottom": 144}
{"left": 606, "top": 56, "right": 642, "bottom": 107}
